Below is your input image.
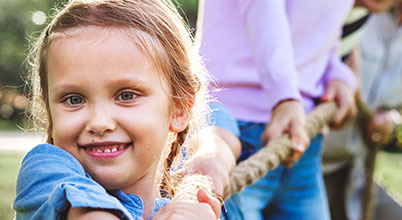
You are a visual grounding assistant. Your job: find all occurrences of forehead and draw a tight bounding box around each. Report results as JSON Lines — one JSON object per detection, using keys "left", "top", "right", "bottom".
{"left": 46, "top": 26, "right": 171, "bottom": 94}
{"left": 48, "top": 26, "right": 167, "bottom": 75}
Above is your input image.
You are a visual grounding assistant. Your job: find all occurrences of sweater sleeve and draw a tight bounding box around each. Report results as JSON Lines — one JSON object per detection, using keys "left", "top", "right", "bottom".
{"left": 13, "top": 144, "right": 134, "bottom": 220}
{"left": 236, "top": 0, "right": 302, "bottom": 109}
{"left": 323, "top": 45, "right": 357, "bottom": 91}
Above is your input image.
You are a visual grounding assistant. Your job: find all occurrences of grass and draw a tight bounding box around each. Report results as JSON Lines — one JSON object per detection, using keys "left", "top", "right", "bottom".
{"left": 0, "top": 152, "right": 24, "bottom": 220}
{"left": 374, "top": 151, "right": 402, "bottom": 204}
{"left": 0, "top": 120, "right": 19, "bottom": 131}
{"left": 0, "top": 151, "right": 401, "bottom": 219}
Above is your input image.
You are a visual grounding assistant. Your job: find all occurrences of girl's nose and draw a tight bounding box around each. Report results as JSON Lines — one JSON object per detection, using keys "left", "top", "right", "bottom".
{"left": 85, "top": 105, "right": 116, "bottom": 136}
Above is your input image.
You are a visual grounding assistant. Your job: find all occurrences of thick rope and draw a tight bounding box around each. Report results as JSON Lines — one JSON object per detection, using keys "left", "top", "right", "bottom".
{"left": 172, "top": 100, "right": 380, "bottom": 220}
{"left": 172, "top": 174, "right": 214, "bottom": 202}
{"left": 172, "top": 102, "right": 337, "bottom": 202}
{"left": 227, "top": 102, "right": 337, "bottom": 198}
{"left": 355, "top": 99, "right": 378, "bottom": 220}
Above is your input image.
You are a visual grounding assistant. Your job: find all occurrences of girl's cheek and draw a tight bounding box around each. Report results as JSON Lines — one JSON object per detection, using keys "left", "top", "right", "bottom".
{"left": 52, "top": 110, "right": 87, "bottom": 143}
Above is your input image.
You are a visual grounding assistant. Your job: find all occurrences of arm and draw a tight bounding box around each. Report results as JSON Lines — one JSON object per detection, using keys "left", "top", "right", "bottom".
{"left": 68, "top": 208, "right": 120, "bottom": 220}
{"left": 322, "top": 46, "right": 358, "bottom": 129}
{"left": 236, "top": 0, "right": 309, "bottom": 166}
{"left": 186, "top": 126, "right": 241, "bottom": 197}
{"left": 152, "top": 189, "right": 220, "bottom": 220}
{"left": 345, "top": 45, "right": 363, "bottom": 102}
{"left": 14, "top": 144, "right": 132, "bottom": 220}
{"left": 236, "top": 0, "right": 301, "bottom": 107}
{"left": 185, "top": 102, "right": 241, "bottom": 197}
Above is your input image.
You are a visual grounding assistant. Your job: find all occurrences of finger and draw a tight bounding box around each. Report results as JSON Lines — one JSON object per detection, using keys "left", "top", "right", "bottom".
{"left": 335, "top": 100, "right": 356, "bottom": 129}
{"left": 332, "top": 101, "right": 349, "bottom": 128}
{"left": 261, "top": 122, "right": 288, "bottom": 145}
{"left": 333, "top": 113, "right": 351, "bottom": 129}
{"left": 260, "top": 131, "right": 269, "bottom": 146}
{"left": 211, "top": 175, "right": 224, "bottom": 197}
{"left": 266, "top": 123, "right": 286, "bottom": 139}
{"left": 281, "top": 150, "right": 302, "bottom": 168}
{"left": 321, "top": 86, "right": 335, "bottom": 102}
{"left": 283, "top": 124, "right": 303, "bottom": 168}
{"left": 283, "top": 127, "right": 307, "bottom": 168}
{"left": 290, "top": 122, "right": 309, "bottom": 153}
{"left": 197, "top": 189, "right": 221, "bottom": 219}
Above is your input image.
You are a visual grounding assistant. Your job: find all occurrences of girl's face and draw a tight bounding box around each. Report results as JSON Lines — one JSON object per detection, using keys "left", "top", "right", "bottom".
{"left": 46, "top": 27, "right": 180, "bottom": 194}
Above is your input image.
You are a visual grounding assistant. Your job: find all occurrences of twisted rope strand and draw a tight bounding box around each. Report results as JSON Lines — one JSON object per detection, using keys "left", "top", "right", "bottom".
{"left": 172, "top": 102, "right": 337, "bottom": 202}
{"left": 173, "top": 100, "right": 379, "bottom": 220}
{"left": 227, "top": 102, "right": 337, "bottom": 198}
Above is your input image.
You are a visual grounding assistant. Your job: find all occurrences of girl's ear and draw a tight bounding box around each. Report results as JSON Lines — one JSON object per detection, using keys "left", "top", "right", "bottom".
{"left": 169, "top": 103, "right": 191, "bottom": 132}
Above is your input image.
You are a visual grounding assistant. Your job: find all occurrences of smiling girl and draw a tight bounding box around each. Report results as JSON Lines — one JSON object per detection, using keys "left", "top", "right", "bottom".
{"left": 13, "top": 0, "right": 220, "bottom": 219}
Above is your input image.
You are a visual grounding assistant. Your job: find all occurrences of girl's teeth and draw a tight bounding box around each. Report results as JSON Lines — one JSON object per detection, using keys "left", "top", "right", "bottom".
{"left": 86, "top": 144, "right": 130, "bottom": 153}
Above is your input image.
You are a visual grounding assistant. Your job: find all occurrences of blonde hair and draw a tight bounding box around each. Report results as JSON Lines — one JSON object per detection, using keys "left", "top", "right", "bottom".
{"left": 26, "top": 0, "right": 209, "bottom": 197}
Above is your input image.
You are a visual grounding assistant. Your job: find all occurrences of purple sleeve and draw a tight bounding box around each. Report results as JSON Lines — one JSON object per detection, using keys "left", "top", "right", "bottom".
{"left": 323, "top": 46, "right": 357, "bottom": 91}
{"left": 236, "top": 0, "right": 302, "bottom": 109}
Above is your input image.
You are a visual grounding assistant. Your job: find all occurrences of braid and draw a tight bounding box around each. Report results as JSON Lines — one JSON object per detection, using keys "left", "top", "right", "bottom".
{"left": 160, "top": 126, "right": 189, "bottom": 197}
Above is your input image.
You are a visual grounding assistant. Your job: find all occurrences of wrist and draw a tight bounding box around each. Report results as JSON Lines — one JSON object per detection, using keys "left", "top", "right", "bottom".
{"left": 273, "top": 99, "right": 301, "bottom": 112}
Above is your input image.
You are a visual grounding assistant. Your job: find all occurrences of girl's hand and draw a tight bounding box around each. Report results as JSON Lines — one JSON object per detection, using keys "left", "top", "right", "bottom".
{"left": 321, "top": 79, "right": 357, "bottom": 129}
{"left": 366, "top": 111, "right": 396, "bottom": 145}
{"left": 185, "top": 127, "right": 241, "bottom": 197}
{"left": 261, "top": 99, "right": 310, "bottom": 168}
{"left": 152, "top": 189, "right": 221, "bottom": 220}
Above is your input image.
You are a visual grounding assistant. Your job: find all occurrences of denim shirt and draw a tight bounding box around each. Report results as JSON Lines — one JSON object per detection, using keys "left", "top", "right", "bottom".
{"left": 13, "top": 144, "right": 170, "bottom": 220}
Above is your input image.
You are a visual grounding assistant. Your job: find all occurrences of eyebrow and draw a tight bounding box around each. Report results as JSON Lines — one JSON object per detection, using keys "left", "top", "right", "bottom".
{"left": 52, "top": 84, "right": 84, "bottom": 97}
{"left": 51, "top": 77, "right": 151, "bottom": 96}
{"left": 107, "top": 77, "right": 148, "bottom": 88}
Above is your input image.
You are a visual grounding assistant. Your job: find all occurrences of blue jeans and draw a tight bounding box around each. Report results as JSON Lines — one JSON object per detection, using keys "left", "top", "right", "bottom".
{"left": 225, "top": 122, "right": 330, "bottom": 220}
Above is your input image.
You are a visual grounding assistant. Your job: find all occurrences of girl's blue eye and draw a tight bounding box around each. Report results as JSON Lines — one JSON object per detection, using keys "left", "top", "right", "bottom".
{"left": 65, "top": 96, "right": 83, "bottom": 105}
{"left": 118, "top": 91, "right": 136, "bottom": 101}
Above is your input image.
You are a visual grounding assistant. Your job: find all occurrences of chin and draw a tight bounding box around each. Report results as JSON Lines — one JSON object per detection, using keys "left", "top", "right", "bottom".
{"left": 95, "top": 175, "right": 128, "bottom": 190}
{"left": 87, "top": 168, "right": 131, "bottom": 190}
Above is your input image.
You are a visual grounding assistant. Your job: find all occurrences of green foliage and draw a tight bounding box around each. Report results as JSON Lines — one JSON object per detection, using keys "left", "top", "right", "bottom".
{"left": 0, "top": 0, "right": 63, "bottom": 87}
{"left": 0, "top": 0, "right": 68, "bottom": 125}
{"left": 0, "top": 0, "right": 198, "bottom": 88}
{"left": 174, "top": 0, "right": 199, "bottom": 28}
{"left": 0, "top": 119, "right": 19, "bottom": 130}
{"left": 374, "top": 152, "right": 402, "bottom": 202}
{"left": 0, "top": 152, "right": 24, "bottom": 220}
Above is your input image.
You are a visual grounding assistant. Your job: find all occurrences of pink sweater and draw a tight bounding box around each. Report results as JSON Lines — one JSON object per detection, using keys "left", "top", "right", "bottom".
{"left": 198, "top": 0, "right": 357, "bottom": 122}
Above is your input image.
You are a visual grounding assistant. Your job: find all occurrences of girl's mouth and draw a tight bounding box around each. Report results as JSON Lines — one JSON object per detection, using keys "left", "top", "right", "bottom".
{"left": 81, "top": 142, "right": 132, "bottom": 159}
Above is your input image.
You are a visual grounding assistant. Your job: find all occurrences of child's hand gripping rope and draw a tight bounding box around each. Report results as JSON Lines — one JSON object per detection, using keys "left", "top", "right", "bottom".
{"left": 173, "top": 102, "right": 338, "bottom": 201}
{"left": 153, "top": 174, "right": 220, "bottom": 219}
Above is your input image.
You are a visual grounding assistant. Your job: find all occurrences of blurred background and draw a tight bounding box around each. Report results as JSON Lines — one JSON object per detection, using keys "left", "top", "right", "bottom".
{"left": 0, "top": 1, "right": 401, "bottom": 220}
